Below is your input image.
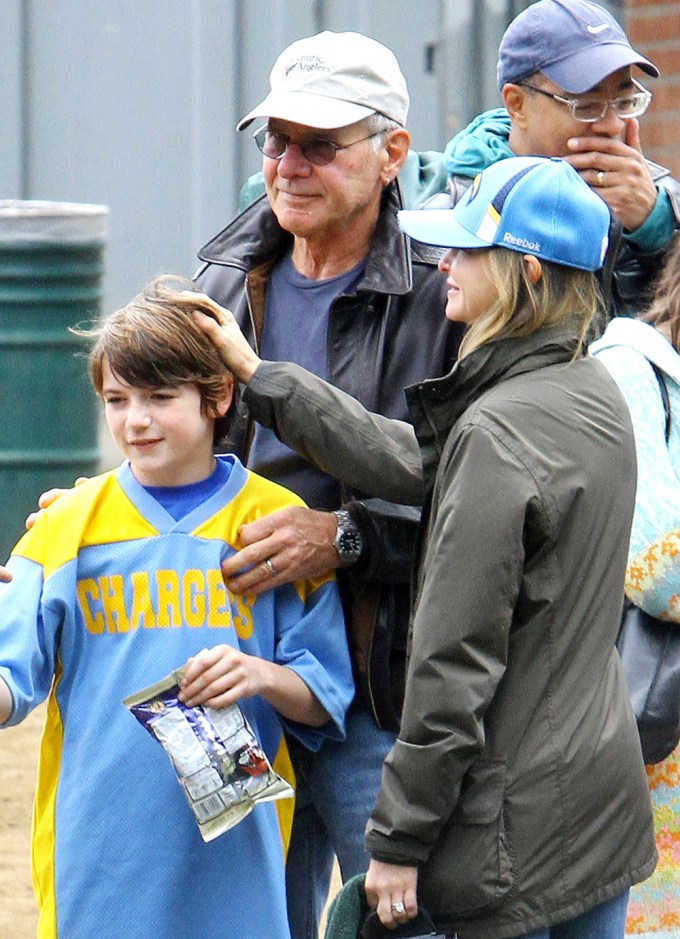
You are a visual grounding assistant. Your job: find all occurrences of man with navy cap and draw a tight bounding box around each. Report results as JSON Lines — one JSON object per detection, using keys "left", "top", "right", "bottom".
{"left": 235, "top": 2, "right": 678, "bottom": 320}
{"left": 442, "top": 0, "right": 680, "bottom": 317}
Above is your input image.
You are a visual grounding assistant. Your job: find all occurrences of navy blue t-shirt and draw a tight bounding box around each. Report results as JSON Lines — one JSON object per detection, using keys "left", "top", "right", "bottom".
{"left": 143, "top": 457, "right": 231, "bottom": 521}
{"left": 249, "top": 252, "right": 365, "bottom": 509}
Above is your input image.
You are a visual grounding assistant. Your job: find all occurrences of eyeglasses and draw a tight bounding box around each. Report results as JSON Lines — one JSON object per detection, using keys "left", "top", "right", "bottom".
{"left": 253, "top": 126, "right": 382, "bottom": 166}
{"left": 518, "top": 78, "right": 652, "bottom": 122}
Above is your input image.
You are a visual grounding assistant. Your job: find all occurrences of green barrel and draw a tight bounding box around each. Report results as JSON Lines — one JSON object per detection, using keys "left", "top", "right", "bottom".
{"left": 0, "top": 201, "right": 108, "bottom": 563}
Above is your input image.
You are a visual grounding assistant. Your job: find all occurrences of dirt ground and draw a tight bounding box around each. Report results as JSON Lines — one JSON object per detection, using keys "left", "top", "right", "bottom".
{"left": 0, "top": 702, "right": 43, "bottom": 938}
{"left": 0, "top": 702, "right": 340, "bottom": 938}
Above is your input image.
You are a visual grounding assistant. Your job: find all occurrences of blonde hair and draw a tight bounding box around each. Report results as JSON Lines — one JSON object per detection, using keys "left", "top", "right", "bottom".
{"left": 457, "top": 248, "right": 604, "bottom": 359}
{"left": 78, "top": 276, "right": 238, "bottom": 444}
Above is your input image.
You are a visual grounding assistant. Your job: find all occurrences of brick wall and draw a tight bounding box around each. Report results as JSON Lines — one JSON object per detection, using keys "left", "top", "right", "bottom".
{"left": 625, "top": 0, "right": 680, "bottom": 176}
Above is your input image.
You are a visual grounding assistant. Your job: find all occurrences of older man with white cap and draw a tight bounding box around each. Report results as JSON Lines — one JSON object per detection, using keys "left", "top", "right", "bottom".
{"left": 194, "top": 30, "right": 463, "bottom": 939}
{"left": 442, "top": 0, "right": 680, "bottom": 318}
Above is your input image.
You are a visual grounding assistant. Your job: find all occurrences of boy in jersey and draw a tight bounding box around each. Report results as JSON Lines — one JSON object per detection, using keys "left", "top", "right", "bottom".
{"left": 0, "top": 277, "right": 353, "bottom": 939}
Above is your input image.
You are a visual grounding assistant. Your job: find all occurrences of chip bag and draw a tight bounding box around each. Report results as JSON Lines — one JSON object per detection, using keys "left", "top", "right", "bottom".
{"left": 124, "top": 667, "right": 293, "bottom": 842}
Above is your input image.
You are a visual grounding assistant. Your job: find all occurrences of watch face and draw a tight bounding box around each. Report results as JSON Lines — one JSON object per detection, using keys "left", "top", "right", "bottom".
{"left": 337, "top": 530, "right": 363, "bottom": 558}
{"left": 334, "top": 511, "right": 363, "bottom": 562}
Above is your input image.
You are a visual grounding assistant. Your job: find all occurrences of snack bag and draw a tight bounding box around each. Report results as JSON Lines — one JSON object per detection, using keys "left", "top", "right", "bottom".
{"left": 124, "top": 667, "right": 293, "bottom": 842}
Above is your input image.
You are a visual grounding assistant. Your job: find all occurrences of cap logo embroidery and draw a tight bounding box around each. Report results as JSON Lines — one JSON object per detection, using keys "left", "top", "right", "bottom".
{"left": 503, "top": 232, "right": 541, "bottom": 252}
{"left": 476, "top": 205, "right": 501, "bottom": 243}
{"left": 587, "top": 23, "right": 609, "bottom": 34}
{"left": 284, "top": 55, "right": 330, "bottom": 77}
{"left": 466, "top": 173, "right": 483, "bottom": 204}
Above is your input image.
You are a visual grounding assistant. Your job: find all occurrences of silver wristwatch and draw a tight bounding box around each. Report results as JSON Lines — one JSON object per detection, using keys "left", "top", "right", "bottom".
{"left": 332, "top": 509, "right": 364, "bottom": 565}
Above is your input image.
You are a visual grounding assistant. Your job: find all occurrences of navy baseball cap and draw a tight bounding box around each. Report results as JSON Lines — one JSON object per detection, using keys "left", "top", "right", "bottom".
{"left": 497, "top": 0, "right": 659, "bottom": 94}
{"left": 398, "top": 157, "right": 610, "bottom": 271}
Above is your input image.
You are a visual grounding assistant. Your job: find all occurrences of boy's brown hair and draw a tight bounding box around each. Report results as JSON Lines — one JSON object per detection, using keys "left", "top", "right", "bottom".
{"left": 83, "top": 276, "right": 238, "bottom": 444}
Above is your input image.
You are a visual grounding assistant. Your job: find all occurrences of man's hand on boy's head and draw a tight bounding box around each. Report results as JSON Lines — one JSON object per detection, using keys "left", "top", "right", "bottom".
{"left": 25, "top": 477, "right": 90, "bottom": 530}
{"left": 221, "top": 506, "right": 339, "bottom": 597}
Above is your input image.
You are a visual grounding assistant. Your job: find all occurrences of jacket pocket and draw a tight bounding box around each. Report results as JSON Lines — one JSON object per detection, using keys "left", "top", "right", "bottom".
{"left": 419, "top": 760, "right": 515, "bottom": 919}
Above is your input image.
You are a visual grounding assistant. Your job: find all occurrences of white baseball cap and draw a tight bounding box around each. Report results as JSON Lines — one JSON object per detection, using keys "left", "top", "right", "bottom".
{"left": 237, "top": 31, "right": 409, "bottom": 131}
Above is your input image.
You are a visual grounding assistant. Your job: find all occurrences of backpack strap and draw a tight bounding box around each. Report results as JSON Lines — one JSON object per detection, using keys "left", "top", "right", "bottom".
{"left": 650, "top": 361, "right": 671, "bottom": 443}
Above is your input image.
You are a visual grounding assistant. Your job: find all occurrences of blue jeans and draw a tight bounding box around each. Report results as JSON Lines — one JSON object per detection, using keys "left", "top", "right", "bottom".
{"left": 521, "top": 890, "right": 630, "bottom": 939}
{"left": 285, "top": 703, "right": 396, "bottom": 939}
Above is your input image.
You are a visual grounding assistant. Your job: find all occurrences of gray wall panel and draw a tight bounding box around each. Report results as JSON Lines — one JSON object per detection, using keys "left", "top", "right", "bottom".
{"left": 0, "top": 2, "right": 24, "bottom": 196}
{"left": 317, "top": 0, "right": 443, "bottom": 151}
{"left": 24, "top": 1, "right": 234, "bottom": 309}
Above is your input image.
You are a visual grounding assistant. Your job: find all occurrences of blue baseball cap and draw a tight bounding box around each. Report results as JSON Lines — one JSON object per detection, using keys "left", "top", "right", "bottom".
{"left": 398, "top": 157, "right": 610, "bottom": 271}
{"left": 497, "top": 0, "right": 659, "bottom": 94}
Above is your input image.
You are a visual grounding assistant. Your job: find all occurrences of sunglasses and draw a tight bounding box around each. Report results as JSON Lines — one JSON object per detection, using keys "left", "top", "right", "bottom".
{"left": 253, "top": 125, "right": 382, "bottom": 166}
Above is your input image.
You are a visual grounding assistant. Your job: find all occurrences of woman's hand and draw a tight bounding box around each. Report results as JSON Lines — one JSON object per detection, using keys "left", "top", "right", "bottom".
{"left": 184, "top": 292, "right": 262, "bottom": 384}
{"left": 364, "top": 858, "right": 419, "bottom": 929}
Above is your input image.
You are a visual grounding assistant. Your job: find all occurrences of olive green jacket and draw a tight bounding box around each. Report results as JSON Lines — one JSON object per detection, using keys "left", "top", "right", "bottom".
{"left": 244, "top": 323, "right": 656, "bottom": 938}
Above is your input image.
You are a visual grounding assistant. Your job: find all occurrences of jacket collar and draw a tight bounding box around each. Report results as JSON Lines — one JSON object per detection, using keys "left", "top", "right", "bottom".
{"left": 406, "top": 321, "right": 583, "bottom": 477}
{"left": 196, "top": 182, "right": 442, "bottom": 296}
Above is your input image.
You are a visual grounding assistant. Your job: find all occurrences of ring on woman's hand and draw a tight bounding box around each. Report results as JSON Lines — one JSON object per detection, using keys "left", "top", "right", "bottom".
{"left": 391, "top": 901, "right": 405, "bottom": 914}
{"left": 596, "top": 170, "right": 605, "bottom": 186}
{"left": 264, "top": 558, "right": 277, "bottom": 576}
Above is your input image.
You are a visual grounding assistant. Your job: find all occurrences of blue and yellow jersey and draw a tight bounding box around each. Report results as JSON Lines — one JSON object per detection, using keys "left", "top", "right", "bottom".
{"left": 0, "top": 455, "right": 353, "bottom": 939}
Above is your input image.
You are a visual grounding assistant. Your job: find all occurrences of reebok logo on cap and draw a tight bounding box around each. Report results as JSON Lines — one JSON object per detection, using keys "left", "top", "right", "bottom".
{"left": 503, "top": 232, "right": 541, "bottom": 252}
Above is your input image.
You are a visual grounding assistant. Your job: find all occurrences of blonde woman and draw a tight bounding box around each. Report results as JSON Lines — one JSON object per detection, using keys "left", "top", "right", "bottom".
{"left": 195, "top": 157, "right": 655, "bottom": 938}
